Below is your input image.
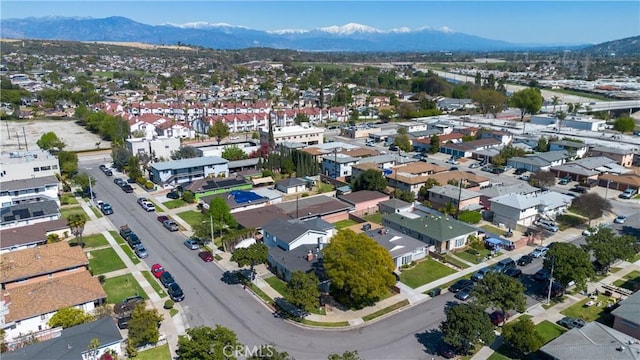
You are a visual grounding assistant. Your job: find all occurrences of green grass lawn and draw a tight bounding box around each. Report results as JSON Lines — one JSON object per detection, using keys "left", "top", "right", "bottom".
{"left": 142, "top": 271, "right": 167, "bottom": 298}
{"left": 265, "top": 276, "right": 291, "bottom": 297}
{"left": 536, "top": 320, "right": 567, "bottom": 344}
{"left": 170, "top": 308, "right": 179, "bottom": 317}
{"left": 612, "top": 270, "right": 640, "bottom": 291}
{"left": 481, "top": 224, "right": 507, "bottom": 235}
{"left": 89, "top": 205, "right": 103, "bottom": 218}
{"left": 102, "top": 274, "right": 149, "bottom": 303}
{"left": 87, "top": 248, "right": 127, "bottom": 275}
{"left": 132, "top": 344, "right": 171, "bottom": 360}
{"left": 362, "top": 299, "right": 409, "bottom": 321}
{"left": 109, "top": 230, "right": 126, "bottom": 245}
{"left": 60, "top": 193, "right": 78, "bottom": 205}
{"left": 444, "top": 254, "right": 470, "bottom": 269}
{"left": 362, "top": 212, "right": 383, "bottom": 224}
{"left": 399, "top": 258, "right": 456, "bottom": 289}
{"left": 60, "top": 205, "right": 87, "bottom": 219}
{"left": 120, "top": 244, "right": 141, "bottom": 265}
{"left": 81, "top": 233, "right": 109, "bottom": 248}
{"left": 423, "top": 273, "right": 473, "bottom": 295}
{"left": 163, "top": 199, "right": 189, "bottom": 209}
{"left": 454, "top": 248, "right": 493, "bottom": 264}
{"left": 146, "top": 199, "right": 163, "bottom": 213}
{"left": 560, "top": 295, "right": 613, "bottom": 322}
{"left": 333, "top": 219, "right": 358, "bottom": 230}
{"left": 556, "top": 214, "right": 586, "bottom": 230}
{"left": 176, "top": 210, "right": 207, "bottom": 228}
{"left": 300, "top": 319, "right": 349, "bottom": 327}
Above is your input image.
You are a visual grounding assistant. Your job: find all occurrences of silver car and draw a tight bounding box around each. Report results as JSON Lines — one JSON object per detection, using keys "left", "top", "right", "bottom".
{"left": 135, "top": 244, "right": 149, "bottom": 258}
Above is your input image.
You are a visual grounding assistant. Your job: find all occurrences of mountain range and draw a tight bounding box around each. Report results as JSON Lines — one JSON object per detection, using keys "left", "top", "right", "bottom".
{"left": 0, "top": 16, "right": 599, "bottom": 52}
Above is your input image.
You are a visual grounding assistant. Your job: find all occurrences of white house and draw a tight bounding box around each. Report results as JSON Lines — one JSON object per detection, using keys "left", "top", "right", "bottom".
{"left": 275, "top": 178, "right": 309, "bottom": 194}
{"left": 489, "top": 191, "right": 573, "bottom": 230}
{"left": 365, "top": 227, "right": 428, "bottom": 269}
{"left": 321, "top": 153, "right": 359, "bottom": 179}
{"left": 0, "top": 150, "right": 60, "bottom": 182}
{"left": 262, "top": 218, "right": 335, "bottom": 251}
{"left": 550, "top": 140, "right": 589, "bottom": 158}
{"left": 149, "top": 156, "right": 229, "bottom": 186}
{"left": 0, "top": 176, "right": 60, "bottom": 209}
{"left": 126, "top": 137, "right": 181, "bottom": 160}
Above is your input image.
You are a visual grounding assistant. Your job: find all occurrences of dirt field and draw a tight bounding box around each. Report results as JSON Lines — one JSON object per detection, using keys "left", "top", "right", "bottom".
{"left": 0, "top": 119, "right": 111, "bottom": 153}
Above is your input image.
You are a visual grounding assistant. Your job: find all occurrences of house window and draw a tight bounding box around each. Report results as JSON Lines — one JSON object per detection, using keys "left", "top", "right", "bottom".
{"left": 34, "top": 167, "right": 40, "bottom": 172}
{"left": 454, "top": 237, "right": 465, "bottom": 248}
{"left": 41, "top": 314, "right": 46, "bottom": 320}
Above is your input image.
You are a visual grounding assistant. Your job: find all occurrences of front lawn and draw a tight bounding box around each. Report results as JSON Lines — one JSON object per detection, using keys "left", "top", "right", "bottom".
{"left": 362, "top": 212, "right": 383, "bottom": 224}
{"left": 535, "top": 320, "right": 567, "bottom": 344}
{"left": 613, "top": 270, "right": 640, "bottom": 292}
{"left": 121, "top": 244, "right": 141, "bottom": 265}
{"left": 556, "top": 214, "right": 586, "bottom": 230}
{"left": 560, "top": 295, "right": 614, "bottom": 322}
{"left": 102, "top": 274, "right": 149, "bottom": 303}
{"left": 60, "top": 205, "right": 87, "bottom": 219}
{"left": 399, "top": 258, "right": 456, "bottom": 289}
{"left": 333, "top": 219, "right": 358, "bottom": 230}
{"left": 163, "top": 199, "right": 189, "bottom": 209}
{"left": 89, "top": 205, "right": 103, "bottom": 218}
{"left": 81, "top": 233, "right": 109, "bottom": 248}
{"left": 142, "top": 271, "right": 167, "bottom": 298}
{"left": 176, "top": 210, "right": 207, "bottom": 228}
{"left": 481, "top": 224, "right": 507, "bottom": 235}
{"left": 265, "top": 276, "right": 290, "bottom": 298}
{"left": 132, "top": 344, "right": 171, "bottom": 360}
{"left": 87, "top": 248, "right": 126, "bottom": 275}
{"left": 444, "top": 254, "right": 470, "bottom": 269}
{"left": 109, "top": 230, "right": 126, "bottom": 245}
{"left": 60, "top": 193, "right": 78, "bottom": 205}
{"left": 454, "top": 248, "right": 493, "bottom": 264}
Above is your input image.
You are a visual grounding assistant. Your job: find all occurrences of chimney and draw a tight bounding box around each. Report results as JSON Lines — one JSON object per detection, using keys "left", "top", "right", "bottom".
{"left": 306, "top": 250, "right": 314, "bottom": 262}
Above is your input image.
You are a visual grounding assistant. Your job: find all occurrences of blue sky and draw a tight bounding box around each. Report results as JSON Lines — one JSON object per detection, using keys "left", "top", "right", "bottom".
{"left": 2, "top": 1, "right": 639, "bottom": 44}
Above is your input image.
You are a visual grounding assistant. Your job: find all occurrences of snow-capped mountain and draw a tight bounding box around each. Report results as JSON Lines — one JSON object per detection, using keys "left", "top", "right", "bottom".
{"left": 0, "top": 16, "right": 584, "bottom": 51}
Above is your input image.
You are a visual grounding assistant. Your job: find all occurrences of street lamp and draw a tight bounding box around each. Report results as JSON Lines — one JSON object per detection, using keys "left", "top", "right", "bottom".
{"left": 85, "top": 169, "right": 94, "bottom": 206}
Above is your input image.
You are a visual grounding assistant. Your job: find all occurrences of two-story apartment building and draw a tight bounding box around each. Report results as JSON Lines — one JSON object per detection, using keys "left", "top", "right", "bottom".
{"left": 489, "top": 191, "right": 573, "bottom": 230}
{"left": 440, "top": 138, "right": 502, "bottom": 159}
{"left": 149, "top": 156, "right": 229, "bottom": 185}
{"left": 321, "top": 153, "right": 359, "bottom": 180}
{"left": 0, "top": 150, "right": 60, "bottom": 182}
{"left": 589, "top": 146, "right": 634, "bottom": 168}
{"left": 259, "top": 125, "right": 324, "bottom": 146}
{"left": 125, "top": 137, "right": 180, "bottom": 160}
{"left": 0, "top": 176, "right": 60, "bottom": 209}
{"left": 550, "top": 140, "right": 589, "bottom": 158}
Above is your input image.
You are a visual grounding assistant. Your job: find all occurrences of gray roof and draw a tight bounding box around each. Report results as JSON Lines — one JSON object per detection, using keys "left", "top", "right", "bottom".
{"left": 277, "top": 177, "right": 308, "bottom": 188}
{"left": 530, "top": 150, "right": 568, "bottom": 162}
{"left": 252, "top": 187, "right": 283, "bottom": 201}
{"left": 429, "top": 185, "right": 479, "bottom": 201}
{"left": 365, "top": 227, "right": 426, "bottom": 259}
{"left": 268, "top": 244, "right": 321, "bottom": 275}
{"left": 571, "top": 156, "right": 616, "bottom": 170}
{"left": 508, "top": 156, "right": 551, "bottom": 167}
{"left": 383, "top": 213, "right": 476, "bottom": 243}
{"left": 1, "top": 200, "right": 59, "bottom": 224}
{"left": 263, "top": 218, "right": 331, "bottom": 245}
{"left": 321, "top": 153, "right": 359, "bottom": 163}
{"left": 590, "top": 145, "right": 632, "bottom": 155}
{"left": 227, "top": 157, "right": 260, "bottom": 168}
{"left": 151, "top": 156, "right": 228, "bottom": 171}
{"left": 379, "top": 198, "right": 412, "bottom": 210}
{"left": 541, "top": 322, "right": 640, "bottom": 360}
{"left": 611, "top": 290, "right": 640, "bottom": 325}
{"left": 551, "top": 140, "right": 588, "bottom": 148}
{"left": 408, "top": 129, "right": 441, "bottom": 139}
{"left": 490, "top": 191, "right": 572, "bottom": 210}
{"left": 550, "top": 163, "right": 600, "bottom": 176}
{"left": 357, "top": 154, "right": 416, "bottom": 166}
{"left": 478, "top": 183, "right": 539, "bottom": 198}
{"left": 1, "top": 175, "right": 58, "bottom": 192}
{"left": 302, "top": 217, "right": 334, "bottom": 232}
{"left": 2, "top": 317, "right": 123, "bottom": 360}
{"left": 280, "top": 142, "right": 308, "bottom": 149}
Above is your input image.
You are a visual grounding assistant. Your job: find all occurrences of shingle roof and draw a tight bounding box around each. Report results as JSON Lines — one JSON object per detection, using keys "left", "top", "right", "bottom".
{"left": 277, "top": 177, "right": 308, "bottom": 188}
{"left": 379, "top": 198, "right": 412, "bottom": 210}
{"left": 550, "top": 164, "right": 600, "bottom": 176}
{"left": 2, "top": 270, "right": 106, "bottom": 322}
{"left": 551, "top": 140, "right": 588, "bottom": 148}
{"left": 478, "top": 183, "right": 539, "bottom": 198}
{"left": 338, "top": 190, "right": 389, "bottom": 205}
{"left": 0, "top": 175, "right": 59, "bottom": 192}
{"left": 571, "top": 156, "right": 617, "bottom": 170}
{"left": 151, "top": 156, "right": 228, "bottom": 171}
{"left": 490, "top": 191, "right": 572, "bottom": 210}
{"left": 1, "top": 200, "right": 60, "bottom": 224}
{"left": 530, "top": 150, "right": 569, "bottom": 162}
{"left": 590, "top": 145, "right": 632, "bottom": 155}
{"left": 383, "top": 213, "right": 476, "bottom": 242}
{"left": 268, "top": 244, "right": 320, "bottom": 276}
{"left": 365, "top": 227, "right": 426, "bottom": 258}
{"left": 2, "top": 317, "right": 122, "bottom": 360}
{"left": 0, "top": 219, "right": 68, "bottom": 250}
{"left": 0, "top": 242, "right": 88, "bottom": 284}
{"left": 611, "top": 290, "right": 640, "bottom": 325}
{"left": 541, "top": 322, "right": 640, "bottom": 360}
{"left": 429, "top": 185, "right": 480, "bottom": 201}
{"left": 227, "top": 157, "right": 260, "bottom": 168}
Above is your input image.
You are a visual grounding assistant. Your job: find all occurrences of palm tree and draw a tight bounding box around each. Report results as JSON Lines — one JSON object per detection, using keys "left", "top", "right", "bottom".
{"left": 556, "top": 111, "right": 567, "bottom": 132}
{"left": 551, "top": 96, "right": 561, "bottom": 112}
{"left": 67, "top": 213, "right": 87, "bottom": 247}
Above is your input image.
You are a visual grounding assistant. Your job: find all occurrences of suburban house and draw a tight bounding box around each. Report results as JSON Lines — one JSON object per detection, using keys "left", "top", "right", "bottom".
{"left": 267, "top": 244, "right": 323, "bottom": 282}
{"left": 1, "top": 200, "right": 61, "bottom": 230}
{"left": 2, "top": 317, "right": 124, "bottom": 359}
{"left": 149, "top": 156, "right": 229, "bottom": 186}
{"left": 365, "top": 227, "right": 428, "bottom": 269}
{"left": 589, "top": 146, "right": 635, "bottom": 168}
{"left": 489, "top": 191, "right": 573, "bottom": 230}
{"left": 439, "top": 138, "right": 502, "bottom": 159}
{"left": 507, "top": 151, "right": 569, "bottom": 172}
{"left": 427, "top": 184, "right": 482, "bottom": 211}
{"left": 549, "top": 140, "right": 589, "bottom": 158}
{"left": 337, "top": 190, "right": 390, "bottom": 216}
{"left": 259, "top": 125, "right": 324, "bottom": 146}
{"left": 428, "top": 170, "right": 491, "bottom": 190}
{"left": 234, "top": 195, "right": 354, "bottom": 230}
{"left": 379, "top": 198, "right": 413, "bottom": 215}
{"left": 411, "top": 132, "right": 464, "bottom": 153}
{"left": 0, "top": 150, "right": 60, "bottom": 182}
{"left": 0, "top": 176, "right": 60, "bottom": 209}
{"left": 382, "top": 213, "right": 477, "bottom": 253}
{"left": 199, "top": 190, "right": 269, "bottom": 213}
{"left": 477, "top": 182, "right": 540, "bottom": 210}
{"left": 181, "top": 175, "right": 251, "bottom": 199}
{"left": 478, "top": 130, "right": 513, "bottom": 146}
{"left": 385, "top": 162, "right": 449, "bottom": 196}
{"left": 550, "top": 156, "right": 631, "bottom": 184}
{"left": 125, "top": 136, "right": 180, "bottom": 160}
{"left": 531, "top": 114, "right": 608, "bottom": 131}
{"left": 275, "top": 178, "right": 309, "bottom": 194}
{"left": 611, "top": 291, "right": 640, "bottom": 340}
{"left": 0, "top": 219, "right": 68, "bottom": 253}
{"left": 541, "top": 322, "right": 640, "bottom": 360}
{"left": 321, "top": 153, "right": 359, "bottom": 180}
{"left": 597, "top": 173, "right": 640, "bottom": 191}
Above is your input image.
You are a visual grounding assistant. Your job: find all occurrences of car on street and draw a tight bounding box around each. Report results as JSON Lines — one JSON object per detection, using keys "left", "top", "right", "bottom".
{"left": 449, "top": 279, "right": 474, "bottom": 293}
{"left": 614, "top": 215, "right": 627, "bottom": 224}
{"left": 469, "top": 162, "right": 481, "bottom": 168}
{"left": 517, "top": 254, "right": 533, "bottom": 266}
{"left": 530, "top": 247, "right": 549, "bottom": 258}
{"left": 126, "top": 233, "right": 141, "bottom": 248}
{"left": 489, "top": 310, "right": 509, "bottom": 326}
{"left": 167, "top": 282, "right": 185, "bottom": 302}
{"left": 134, "top": 244, "right": 149, "bottom": 259}
{"left": 163, "top": 220, "right": 179, "bottom": 231}
{"left": 141, "top": 201, "right": 156, "bottom": 212}
{"left": 101, "top": 167, "right": 113, "bottom": 176}
{"left": 198, "top": 251, "right": 214, "bottom": 262}
{"left": 114, "top": 178, "right": 126, "bottom": 186}
{"left": 471, "top": 267, "right": 491, "bottom": 282}
{"left": 619, "top": 188, "right": 637, "bottom": 199}
{"left": 121, "top": 184, "right": 134, "bottom": 193}
{"left": 184, "top": 239, "right": 200, "bottom": 250}
{"left": 533, "top": 268, "right": 550, "bottom": 282}
{"left": 454, "top": 285, "right": 474, "bottom": 301}
{"left": 157, "top": 215, "right": 169, "bottom": 223}
{"left": 445, "top": 157, "right": 460, "bottom": 165}
{"left": 557, "top": 317, "right": 586, "bottom": 329}
{"left": 99, "top": 202, "right": 113, "bottom": 215}
{"left": 504, "top": 268, "right": 522, "bottom": 279}
{"left": 151, "top": 264, "right": 165, "bottom": 278}
{"left": 160, "top": 271, "right": 176, "bottom": 287}
{"left": 167, "top": 190, "right": 180, "bottom": 199}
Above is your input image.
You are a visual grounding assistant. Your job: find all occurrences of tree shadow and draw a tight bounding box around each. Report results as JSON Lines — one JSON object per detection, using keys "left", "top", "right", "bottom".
{"left": 414, "top": 328, "right": 443, "bottom": 356}
{"left": 620, "top": 225, "right": 640, "bottom": 240}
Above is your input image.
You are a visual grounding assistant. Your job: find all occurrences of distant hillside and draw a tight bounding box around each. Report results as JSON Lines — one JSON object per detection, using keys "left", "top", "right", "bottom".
{"left": 580, "top": 36, "right": 640, "bottom": 56}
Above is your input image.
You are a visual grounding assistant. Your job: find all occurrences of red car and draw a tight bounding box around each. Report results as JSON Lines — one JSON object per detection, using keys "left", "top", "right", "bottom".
{"left": 198, "top": 251, "right": 214, "bottom": 262}
{"left": 157, "top": 215, "right": 169, "bottom": 223}
{"left": 151, "top": 264, "right": 165, "bottom": 278}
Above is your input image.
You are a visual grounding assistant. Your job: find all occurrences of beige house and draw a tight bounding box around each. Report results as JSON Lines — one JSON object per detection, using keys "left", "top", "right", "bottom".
{"left": 589, "top": 146, "right": 635, "bottom": 168}
{"left": 428, "top": 184, "right": 481, "bottom": 211}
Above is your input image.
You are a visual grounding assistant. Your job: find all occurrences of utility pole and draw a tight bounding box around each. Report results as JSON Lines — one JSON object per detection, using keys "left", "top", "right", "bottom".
{"left": 455, "top": 178, "right": 463, "bottom": 219}
{"left": 547, "top": 256, "right": 555, "bottom": 305}
{"left": 22, "top": 127, "right": 28, "bottom": 151}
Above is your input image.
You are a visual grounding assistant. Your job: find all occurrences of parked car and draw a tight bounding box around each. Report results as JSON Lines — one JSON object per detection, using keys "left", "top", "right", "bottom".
{"left": 157, "top": 215, "right": 169, "bottom": 223}
{"left": 489, "top": 310, "right": 510, "bottom": 326}
{"left": 114, "top": 295, "right": 144, "bottom": 319}
{"left": 102, "top": 167, "right": 113, "bottom": 176}
{"left": 504, "top": 268, "right": 522, "bottom": 279}
{"left": 163, "top": 220, "right": 179, "bottom": 231}
{"left": 530, "top": 247, "right": 549, "bottom": 258}
{"left": 446, "top": 158, "right": 460, "bottom": 165}
{"left": 454, "top": 285, "right": 474, "bottom": 301}
{"left": 167, "top": 283, "right": 185, "bottom": 302}
{"left": 614, "top": 215, "right": 627, "bottom": 224}
{"left": 471, "top": 267, "right": 491, "bottom": 282}
{"left": 514, "top": 168, "right": 528, "bottom": 175}
{"left": 557, "top": 316, "right": 585, "bottom": 329}
{"left": 449, "top": 279, "right": 474, "bottom": 293}
{"left": 126, "top": 233, "right": 141, "bottom": 248}
{"left": 537, "top": 222, "right": 559, "bottom": 232}
{"left": 533, "top": 268, "right": 550, "bottom": 282}
{"left": 517, "top": 254, "right": 533, "bottom": 266}
{"left": 134, "top": 244, "right": 149, "bottom": 259}
{"left": 121, "top": 184, "right": 134, "bottom": 193}
{"left": 619, "top": 188, "right": 637, "bottom": 199}
{"left": 160, "top": 271, "right": 176, "bottom": 287}
{"left": 569, "top": 186, "right": 587, "bottom": 194}
{"left": 142, "top": 201, "right": 155, "bottom": 212}
{"left": 469, "top": 163, "right": 481, "bottom": 169}
{"left": 117, "top": 316, "right": 131, "bottom": 329}
{"left": 114, "top": 178, "right": 126, "bottom": 186}
{"left": 519, "top": 174, "right": 530, "bottom": 181}
{"left": 167, "top": 191, "right": 180, "bottom": 199}
{"left": 558, "top": 176, "right": 571, "bottom": 185}
{"left": 184, "top": 239, "right": 200, "bottom": 250}
{"left": 492, "top": 258, "right": 516, "bottom": 273}
{"left": 99, "top": 202, "right": 113, "bottom": 215}
{"left": 198, "top": 251, "right": 214, "bottom": 262}
{"left": 151, "top": 264, "right": 165, "bottom": 278}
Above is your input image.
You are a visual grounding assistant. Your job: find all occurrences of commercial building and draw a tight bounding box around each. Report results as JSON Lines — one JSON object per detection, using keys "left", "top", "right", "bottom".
{"left": 0, "top": 150, "right": 60, "bottom": 182}
{"left": 259, "top": 125, "right": 324, "bottom": 146}
{"left": 125, "top": 136, "right": 180, "bottom": 160}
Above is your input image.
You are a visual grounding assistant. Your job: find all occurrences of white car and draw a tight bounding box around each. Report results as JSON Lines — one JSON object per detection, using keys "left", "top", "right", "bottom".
{"left": 141, "top": 201, "right": 155, "bottom": 212}
{"left": 531, "top": 247, "right": 549, "bottom": 258}
{"left": 614, "top": 215, "right": 627, "bottom": 224}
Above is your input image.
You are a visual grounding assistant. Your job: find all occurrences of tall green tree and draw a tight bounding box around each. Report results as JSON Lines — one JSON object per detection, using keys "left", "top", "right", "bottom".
{"left": 502, "top": 317, "right": 544, "bottom": 355}
{"left": 471, "top": 88, "right": 507, "bottom": 118}
{"left": 352, "top": 169, "right": 387, "bottom": 192}
{"left": 394, "top": 189, "right": 416, "bottom": 203}
{"left": 286, "top": 271, "right": 320, "bottom": 312}
{"left": 418, "top": 178, "right": 440, "bottom": 201}
{"left": 613, "top": 116, "right": 636, "bottom": 133}
{"left": 551, "top": 95, "right": 561, "bottom": 112}
{"left": 171, "top": 146, "right": 199, "bottom": 160}
{"left": 127, "top": 304, "right": 163, "bottom": 347}
{"left": 67, "top": 213, "right": 87, "bottom": 247}
{"left": 36, "top": 131, "right": 66, "bottom": 152}
{"left": 209, "top": 197, "right": 237, "bottom": 230}
{"left": 544, "top": 242, "right": 594, "bottom": 291}
{"left": 472, "top": 272, "right": 526, "bottom": 323}
{"left": 439, "top": 202, "right": 458, "bottom": 217}
{"left": 529, "top": 170, "right": 556, "bottom": 189}
{"left": 48, "top": 307, "right": 93, "bottom": 328}
{"left": 57, "top": 150, "right": 78, "bottom": 178}
{"left": 221, "top": 145, "right": 247, "bottom": 161}
{"left": 231, "top": 243, "right": 268, "bottom": 280}
{"left": 176, "top": 325, "right": 241, "bottom": 360}
{"left": 571, "top": 193, "right": 611, "bottom": 227}
{"left": 556, "top": 111, "right": 568, "bottom": 131}
{"left": 585, "top": 227, "right": 636, "bottom": 271}
{"left": 127, "top": 155, "right": 142, "bottom": 181}
{"left": 536, "top": 136, "right": 549, "bottom": 152}
{"left": 323, "top": 230, "right": 395, "bottom": 307}
{"left": 393, "top": 132, "right": 412, "bottom": 152}
{"left": 428, "top": 134, "right": 440, "bottom": 154}
{"left": 294, "top": 113, "right": 310, "bottom": 125}
{"left": 208, "top": 119, "right": 230, "bottom": 145}
{"left": 509, "top": 88, "right": 543, "bottom": 134}
{"left": 440, "top": 303, "right": 495, "bottom": 354}
{"left": 247, "top": 345, "right": 295, "bottom": 360}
